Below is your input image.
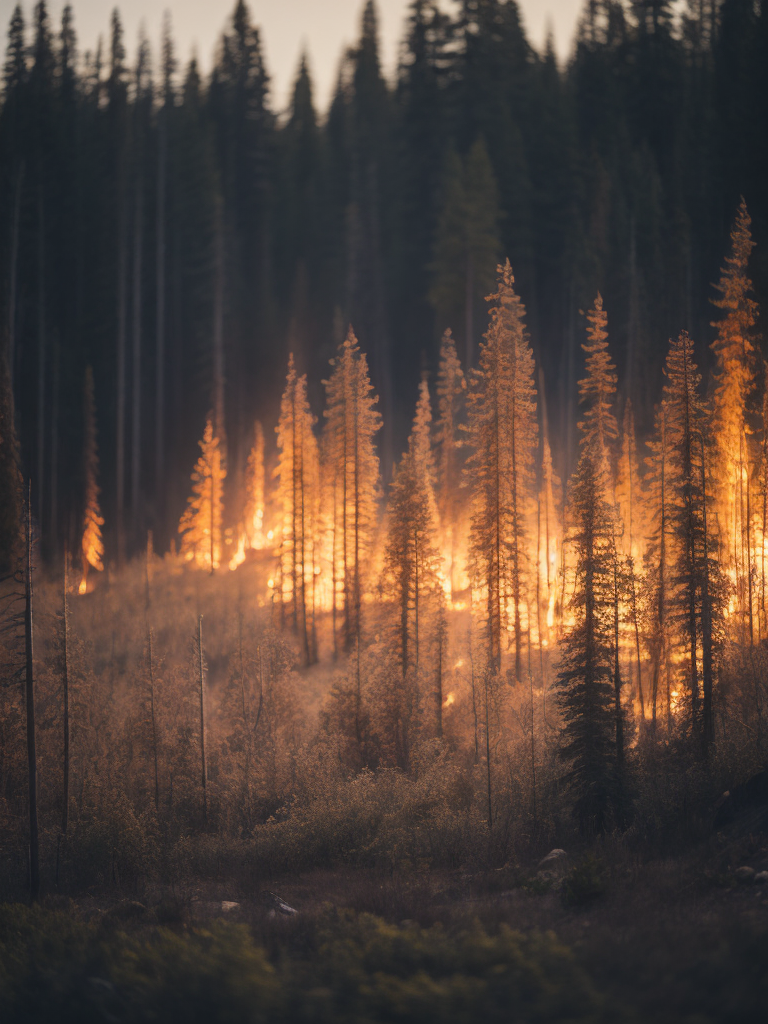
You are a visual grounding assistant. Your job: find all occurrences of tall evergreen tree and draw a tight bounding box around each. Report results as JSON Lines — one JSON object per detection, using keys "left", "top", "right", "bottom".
{"left": 435, "top": 329, "right": 465, "bottom": 597}
{"left": 466, "top": 260, "right": 537, "bottom": 677}
{"left": 323, "top": 328, "right": 381, "bottom": 657}
{"left": 710, "top": 199, "right": 758, "bottom": 639}
{"left": 276, "top": 354, "right": 319, "bottom": 665}
{"left": 178, "top": 415, "right": 226, "bottom": 572}
{"left": 430, "top": 139, "right": 501, "bottom": 368}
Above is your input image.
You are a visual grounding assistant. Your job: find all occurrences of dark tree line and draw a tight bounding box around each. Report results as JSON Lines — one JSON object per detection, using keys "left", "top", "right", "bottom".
{"left": 1, "top": 0, "right": 766, "bottom": 567}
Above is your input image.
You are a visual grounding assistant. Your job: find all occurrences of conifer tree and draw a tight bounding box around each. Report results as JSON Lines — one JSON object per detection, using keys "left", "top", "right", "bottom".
{"left": 243, "top": 420, "right": 265, "bottom": 551}
{"left": 385, "top": 380, "right": 441, "bottom": 702}
{"left": 178, "top": 415, "right": 225, "bottom": 572}
{"left": 435, "top": 329, "right": 466, "bottom": 597}
{"left": 79, "top": 367, "right": 104, "bottom": 594}
{"left": 578, "top": 293, "right": 618, "bottom": 478}
{"left": 467, "top": 260, "right": 537, "bottom": 678}
{"left": 643, "top": 402, "right": 672, "bottom": 727}
{"left": 616, "top": 399, "right": 644, "bottom": 714}
{"left": 276, "top": 355, "right": 320, "bottom": 665}
{"left": 430, "top": 139, "right": 501, "bottom": 367}
{"left": 323, "top": 328, "right": 381, "bottom": 656}
{"left": 555, "top": 439, "right": 616, "bottom": 833}
{"left": 662, "top": 330, "right": 720, "bottom": 748}
{"left": 710, "top": 199, "right": 758, "bottom": 637}
{"left": 538, "top": 431, "right": 560, "bottom": 651}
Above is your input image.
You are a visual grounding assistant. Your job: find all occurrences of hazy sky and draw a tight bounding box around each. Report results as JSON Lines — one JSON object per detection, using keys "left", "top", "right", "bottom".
{"left": 4, "top": 1, "right": 585, "bottom": 111}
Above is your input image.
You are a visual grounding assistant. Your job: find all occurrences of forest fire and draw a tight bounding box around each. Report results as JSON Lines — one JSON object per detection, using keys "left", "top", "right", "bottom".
{"left": 1, "top": 1, "right": 767, "bottom": 1016}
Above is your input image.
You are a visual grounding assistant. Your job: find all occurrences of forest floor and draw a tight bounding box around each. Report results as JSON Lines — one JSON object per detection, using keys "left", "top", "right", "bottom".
{"left": 7, "top": 829, "right": 765, "bottom": 1023}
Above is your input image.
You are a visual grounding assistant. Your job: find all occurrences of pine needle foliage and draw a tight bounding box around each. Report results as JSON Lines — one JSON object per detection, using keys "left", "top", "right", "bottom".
{"left": 466, "top": 260, "right": 537, "bottom": 678}
{"left": 710, "top": 199, "right": 758, "bottom": 626}
{"left": 555, "top": 442, "right": 617, "bottom": 833}
{"left": 435, "top": 329, "right": 466, "bottom": 597}
{"left": 578, "top": 293, "right": 618, "bottom": 478}
{"left": 276, "top": 355, "right": 320, "bottom": 665}
{"left": 178, "top": 415, "right": 226, "bottom": 572}
{"left": 323, "top": 328, "right": 381, "bottom": 654}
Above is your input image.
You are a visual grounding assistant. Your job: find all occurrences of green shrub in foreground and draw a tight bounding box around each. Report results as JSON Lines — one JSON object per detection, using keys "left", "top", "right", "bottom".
{"left": 0, "top": 902, "right": 605, "bottom": 1023}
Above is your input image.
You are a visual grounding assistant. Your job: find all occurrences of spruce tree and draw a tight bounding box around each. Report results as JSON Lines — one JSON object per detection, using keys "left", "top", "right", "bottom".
{"left": 710, "top": 199, "right": 758, "bottom": 638}
{"left": 276, "top": 355, "right": 319, "bottom": 665}
{"left": 555, "top": 439, "right": 617, "bottom": 833}
{"left": 178, "top": 416, "right": 225, "bottom": 572}
{"left": 430, "top": 138, "right": 501, "bottom": 367}
{"left": 323, "top": 328, "right": 381, "bottom": 656}
{"left": 616, "top": 399, "right": 645, "bottom": 714}
{"left": 435, "top": 329, "right": 466, "bottom": 598}
{"left": 467, "top": 259, "right": 537, "bottom": 678}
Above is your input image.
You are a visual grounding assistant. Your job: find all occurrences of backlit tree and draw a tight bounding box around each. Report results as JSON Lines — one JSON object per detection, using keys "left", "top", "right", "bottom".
{"left": 178, "top": 415, "right": 226, "bottom": 572}
{"left": 466, "top": 260, "right": 537, "bottom": 678}
{"left": 79, "top": 367, "right": 104, "bottom": 594}
{"left": 710, "top": 199, "right": 758, "bottom": 637}
{"left": 276, "top": 355, "right": 320, "bottom": 665}
{"left": 243, "top": 420, "right": 265, "bottom": 551}
{"left": 323, "top": 328, "right": 381, "bottom": 657}
{"left": 435, "top": 328, "right": 466, "bottom": 597}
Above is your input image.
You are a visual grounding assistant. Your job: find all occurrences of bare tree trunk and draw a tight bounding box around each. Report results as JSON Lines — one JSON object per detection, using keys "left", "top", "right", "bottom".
{"left": 25, "top": 487, "right": 40, "bottom": 900}
{"left": 62, "top": 548, "right": 70, "bottom": 835}
{"left": 213, "top": 198, "right": 225, "bottom": 447}
{"left": 148, "top": 626, "right": 160, "bottom": 812}
{"left": 49, "top": 338, "right": 59, "bottom": 559}
{"left": 116, "top": 195, "right": 128, "bottom": 566}
{"left": 131, "top": 180, "right": 144, "bottom": 534}
{"left": 8, "top": 161, "right": 24, "bottom": 392}
{"left": 484, "top": 668, "right": 492, "bottom": 830}
{"left": 700, "top": 434, "right": 715, "bottom": 755}
{"left": 198, "top": 615, "right": 208, "bottom": 825}
{"left": 465, "top": 250, "right": 474, "bottom": 370}
{"left": 155, "top": 106, "right": 167, "bottom": 527}
{"left": 37, "top": 191, "right": 46, "bottom": 534}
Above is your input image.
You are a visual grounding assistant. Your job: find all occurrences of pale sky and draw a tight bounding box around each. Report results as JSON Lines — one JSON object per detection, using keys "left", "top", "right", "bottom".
{"left": 3, "top": 0, "right": 585, "bottom": 112}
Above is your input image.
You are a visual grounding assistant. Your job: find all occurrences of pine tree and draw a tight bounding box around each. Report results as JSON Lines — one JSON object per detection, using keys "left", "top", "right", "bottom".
{"left": 435, "top": 329, "right": 466, "bottom": 598}
{"left": 662, "top": 330, "right": 720, "bottom": 749}
{"left": 710, "top": 199, "right": 758, "bottom": 639}
{"left": 79, "top": 367, "right": 104, "bottom": 594}
{"left": 538, "top": 431, "right": 561, "bottom": 651}
{"left": 555, "top": 441, "right": 616, "bottom": 833}
{"left": 466, "top": 260, "right": 537, "bottom": 678}
{"left": 323, "top": 328, "right": 381, "bottom": 657}
{"left": 616, "top": 399, "right": 645, "bottom": 714}
{"left": 276, "top": 355, "right": 320, "bottom": 665}
{"left": 578, "top": 293, "right": 618, "bottom": 477}
{"left": 178, "top": 415, "right": 225, "bottom": 572}
{"left": 385, "top": 380, "right": 441, "bottom": 711}
{"left": 243, "top": 420, "right": 265, "bottom": 551}
{"left": 430, "top": 139, "right": 501, "bottom": 368}
{"left": 643, "top": 402, "right": 673, "bottom": 728}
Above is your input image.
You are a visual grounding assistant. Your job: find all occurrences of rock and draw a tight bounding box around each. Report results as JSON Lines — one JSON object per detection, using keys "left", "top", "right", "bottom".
{"left": 755, "top": 871, "right": 768, "bottom": 884}
{"left": 735, "top": 866, "right": 755, "bottom": 883}
{"left": 261, "top": 890, "right": 297, "bottom": 916}
{"left": 538, "top": 849, "right": 568, "bottom": 875}
{"left": 220, "top": 901, "right": 240, "bottom": 912}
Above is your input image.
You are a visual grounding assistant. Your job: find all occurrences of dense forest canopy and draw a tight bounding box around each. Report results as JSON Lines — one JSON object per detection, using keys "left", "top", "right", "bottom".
{"left": 1, "top": 0, "right": 766, "bottom": 564}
